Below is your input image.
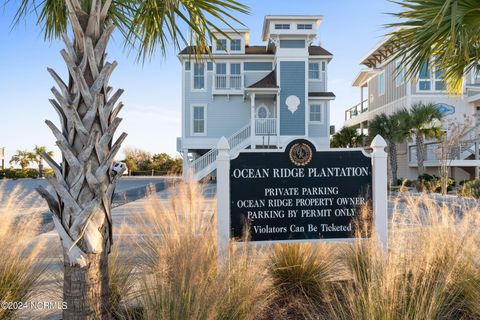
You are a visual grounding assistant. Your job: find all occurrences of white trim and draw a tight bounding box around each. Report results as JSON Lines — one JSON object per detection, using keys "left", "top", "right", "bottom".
{"left": 191, "top": 62, "right": 207, "bottom": 92}
{"left": 308, "top": 96, "right": 335, "bottom": 100}
{"left": 256, "top": 104, "right": 270, "bottom": 118}
{"left": 212, "top": 60, "right": 244, "bottom": 95}
{"left": 190, "top": 104, "right": 207, "bottom": 136}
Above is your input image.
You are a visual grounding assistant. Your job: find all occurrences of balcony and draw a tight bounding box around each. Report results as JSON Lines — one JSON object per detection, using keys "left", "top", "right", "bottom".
{"left": 213, "top": 74, "right": 243, "bottom": 94}
{"left": 409, "top": 139, "right": 480, "bottom": 167}
{"left": 255, "top": 118, "right": 276, "bottom": 136}
{"left": 345, "top": 99, "right": 369, "bottom": 121}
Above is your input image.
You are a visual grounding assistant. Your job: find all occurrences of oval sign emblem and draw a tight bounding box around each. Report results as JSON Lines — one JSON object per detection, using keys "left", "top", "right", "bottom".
{"left": 435, "top": 103, "right": 455, "bottom": 115}
{"left": 289, "top": 142, "right": 313, "bottom": 166}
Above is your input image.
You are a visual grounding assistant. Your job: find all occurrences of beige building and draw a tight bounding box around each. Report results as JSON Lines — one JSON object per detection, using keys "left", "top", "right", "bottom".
{"left": 344, "top": 35, "right": 480, "bottom": 182}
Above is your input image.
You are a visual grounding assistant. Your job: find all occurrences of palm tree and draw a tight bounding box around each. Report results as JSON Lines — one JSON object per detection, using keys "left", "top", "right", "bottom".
{"left": 330, "top": 127, "right": 364, "bottom": 148}
{"left": 368, "top": 112, "right": 408, "bottom": 184}
{"left": 387, "top": 0, "right": 480, "bottom": 93}
{"left": 9, "top": 150, "right": 32, "bottom": 170}
{"left": 29, "top": 145, "right": 54, "bottom": 177}
{"left": 8, "top": 1, "right": 249, "bottom": 318}
{"left": 398, "top": 102, "right": 444, "bottom": 177}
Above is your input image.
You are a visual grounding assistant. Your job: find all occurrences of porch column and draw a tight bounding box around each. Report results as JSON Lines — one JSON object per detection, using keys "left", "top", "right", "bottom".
{"left": 250, "top": 93, "right": 255, "bottom": 149}
{"left": 360, "top": 86, "right": 364, "bottom": 111}
{"left": 475, "top": 141, "right": 479, "bottom": 179}
{"left": 182, "top": 149, "right": 190, "bottom": 180}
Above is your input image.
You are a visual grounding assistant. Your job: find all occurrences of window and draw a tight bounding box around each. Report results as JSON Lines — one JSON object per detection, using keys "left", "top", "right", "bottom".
{"left": 395, "top": 60, "right": 404, "bottom": 86}
{"left": 230, "top": 63, "right": 241, "bottom": 75}
{"left": 435, "top": 67, "right": 445, "bottom": 91}
{"left": 418, "top": 60, "right": 445, "bottom": 91}
{"left": 216, "top": 63, "right": 227, "bottom": 75}
{"left": 256, "top": 105, "right": 269, "bottom": 119}
{"left": 216, "top": 39, "right": 227, "bottom": 51}
{"left": 378, "top": 71, "right": 385, "bottom": 96}
{"left": 297, "top": 24, "right": 313, "bottom": 30}
{"left": 193, "top": 63, "right": 205, "bottom": 90}
{"left": 309, "top": 104, "right": 322, "bottom": 122}
{"left": 309, "top": 63, "right": 320, "bottom": 79}
{"left": 274, "top": 24, "right": 290, "bottom": 30}
{"left": 419, "top": 62, "right": 431, "bottom": 91}
{"left": 230, "top": 39, "right": 241, "bottom": 51}
{"left": 215, "top": 62, "right": 242, "bottom": 90}
{"left": 192, "top": 105, "right": 206, "bottom": 135}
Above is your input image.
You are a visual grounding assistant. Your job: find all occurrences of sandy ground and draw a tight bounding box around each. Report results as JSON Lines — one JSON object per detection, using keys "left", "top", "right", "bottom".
{"left": 14, "top": 183, "right": 216, "bottom": 320}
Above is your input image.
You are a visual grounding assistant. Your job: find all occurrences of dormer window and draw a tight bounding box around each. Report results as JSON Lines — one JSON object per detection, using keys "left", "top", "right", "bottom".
{"left": 297, "top": 24, "right": 313, "bottom": 30}
{"left": 274, "top": 24, "right": 290, "bottom": 30}
{"left": 230, "top": 39, "right": 241, "bottom": 51}
{"left": 216, "top": 39, "right": 227, "bottom": 51}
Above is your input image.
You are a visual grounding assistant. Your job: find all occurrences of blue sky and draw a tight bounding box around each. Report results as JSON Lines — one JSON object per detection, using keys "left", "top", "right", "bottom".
{"left": 0, "top": 0, "right": 400, "bottom": 164}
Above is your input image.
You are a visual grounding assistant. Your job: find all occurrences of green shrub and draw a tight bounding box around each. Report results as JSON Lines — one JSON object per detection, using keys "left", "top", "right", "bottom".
{"left": 459, "top": 179, "right": 480, "bottom": 198}
{"left": 0, "top": 168, "right": 39, "bottom": 179}
{"left": 417, "top": 174, "right": 454, "bottom": 193}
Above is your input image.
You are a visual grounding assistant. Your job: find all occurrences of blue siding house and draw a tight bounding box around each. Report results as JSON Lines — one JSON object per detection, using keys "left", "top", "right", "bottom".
{"left": 177, "top": 15, "right": 335, "bottom": 180}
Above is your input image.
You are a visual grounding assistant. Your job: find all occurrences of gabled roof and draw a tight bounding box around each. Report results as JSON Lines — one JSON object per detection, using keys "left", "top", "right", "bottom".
{"left": 248, "top": 70, "right": 278, "bottom": 88}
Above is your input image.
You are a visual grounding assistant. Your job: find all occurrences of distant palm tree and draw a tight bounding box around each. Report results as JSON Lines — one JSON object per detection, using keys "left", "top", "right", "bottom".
{"left": 9, "top": 150, "right": 32, "bottom": 170}
{"left": 8, "top": 0, "right": 249, "bottom": 318}
{"left": 398, "top": 102, "right": 444, "bottom": 177}
{"left": 369, "top": 112, "right": 408, "bottom": 184}
{"left": 331, "top": 127, "right": 364, "bottom": 148}
{"left": 387, "top": 0, "right": 480, "bottom": 93}
{"left": 29, "top": 145, "right": 54, "bottom": 177}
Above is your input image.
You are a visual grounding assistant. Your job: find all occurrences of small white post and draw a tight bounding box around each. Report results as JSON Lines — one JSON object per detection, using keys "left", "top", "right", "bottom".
{"left": 216, "top": 136, "right": 231, "bottom": 258}
{"left": 371, "top": 135, "right": 388, "bottom": 252}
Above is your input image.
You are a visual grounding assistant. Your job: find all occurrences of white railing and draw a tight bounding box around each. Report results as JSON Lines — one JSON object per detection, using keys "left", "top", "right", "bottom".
{"left": 255, "top": 118, "right": 276, "bottom": 136}
{"left": 409, "top": 140, "right": 479, "bottom": 163}
{"left": 190, "top": 123, "right": 251, "bottom": 178}
{"left": 215, "top": 74, "right": 242, "bottom": 90}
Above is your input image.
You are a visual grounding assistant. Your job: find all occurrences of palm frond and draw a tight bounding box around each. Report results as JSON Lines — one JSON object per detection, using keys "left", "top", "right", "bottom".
{"left": 8, "top": 0, "right": 250, "bottom": 61}
{"left": 386, "top": 0, "right": 480, "bottom": 93}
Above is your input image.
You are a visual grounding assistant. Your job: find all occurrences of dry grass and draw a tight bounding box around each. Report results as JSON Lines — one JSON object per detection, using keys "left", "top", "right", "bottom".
{"left": 2, "top": 180, "right": 479, "bottom": 320}
{"left": 315, "top": 193, "right": 480, "bottom": 320}
{"left": 0, "top": 184, "right": 46, "bottom": 320}
{"left": 131, "top": 182, "right": 270, "bottom": 320}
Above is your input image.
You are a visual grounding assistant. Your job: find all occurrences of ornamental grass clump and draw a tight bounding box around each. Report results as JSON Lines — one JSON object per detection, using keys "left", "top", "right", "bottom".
{"left": 133, "top": 182, "right": 270, "bottom": 320}
{"left": 0, "top": 185, "right": 46, "bottom": 320}
{"left": 321, "top": 193, "right": 480, "bottom": 320}
{"left": 267, "top": 242, "right": 339, "bottom": 318}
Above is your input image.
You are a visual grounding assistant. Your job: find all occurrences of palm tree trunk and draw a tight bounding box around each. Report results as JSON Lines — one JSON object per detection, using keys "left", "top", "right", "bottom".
{"left": 63, "top": 251, "right": 110, "bottom": 319}
{"left": 416, "top": 133, "right": 425, "bottom": 176}
{"left": 389, "top": 143, "right": 398, "bottom": 184}
{"left": 38, "top": 162, "right": 44, "bottom": 178}
{"left": 36, "top": 1, "right": 126, "bottom": 318}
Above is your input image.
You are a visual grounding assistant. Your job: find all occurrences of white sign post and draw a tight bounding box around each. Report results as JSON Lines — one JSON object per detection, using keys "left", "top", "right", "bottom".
{"left": 216, "top": 135, "right": 388, "bottom": 254}
{"left": 370, "top": 135, "right": 388, "bottom": 250}
{"left": 216, "top": 137, "right": 231, "bottom": 257}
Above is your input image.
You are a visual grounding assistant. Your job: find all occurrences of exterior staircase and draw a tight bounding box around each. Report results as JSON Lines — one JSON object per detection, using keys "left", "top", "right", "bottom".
{"left": 409, "top": 127, "right": 480, "bottom": 164}
{"left": 188, "top": 123, "right": 251, "bottom": 180}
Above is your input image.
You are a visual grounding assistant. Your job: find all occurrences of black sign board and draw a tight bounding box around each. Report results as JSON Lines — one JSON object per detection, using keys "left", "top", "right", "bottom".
{"left": 229, "top": 139, "right": 372, "bottom": 241}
